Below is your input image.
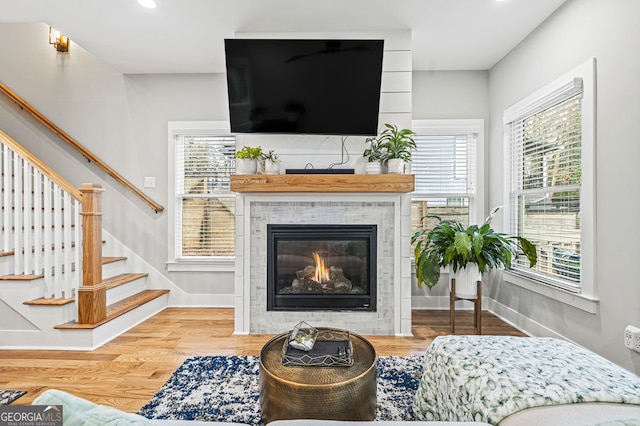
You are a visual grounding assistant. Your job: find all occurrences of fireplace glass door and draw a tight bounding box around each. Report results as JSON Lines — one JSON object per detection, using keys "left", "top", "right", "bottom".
{"left": 267, "top": 224, "right": 377, "bottom": 311}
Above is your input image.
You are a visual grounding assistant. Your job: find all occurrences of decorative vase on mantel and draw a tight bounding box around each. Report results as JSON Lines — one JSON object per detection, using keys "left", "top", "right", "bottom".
{"left": 263, "top": 159, "right": 280, "bottom": 175}
{"left": 236, "top": 158, "right": 257, "bottom": 174}
{"left": 365, "top": 160, "right": 382, "bottom": 174}
{"left": 386, "top": 158, "right": 405, "bottom": 174}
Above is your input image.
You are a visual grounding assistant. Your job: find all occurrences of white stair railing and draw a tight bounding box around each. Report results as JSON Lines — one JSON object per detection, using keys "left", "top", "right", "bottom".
{"left": 1, "top": 132, "right": 82, "bottom": 299}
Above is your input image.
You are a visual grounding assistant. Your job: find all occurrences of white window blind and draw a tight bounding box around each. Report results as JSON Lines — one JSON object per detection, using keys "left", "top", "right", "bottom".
{"left": 507, "top": 88, "right": 583, "bottom": 292}
{"left": 411, "top": 133, "right": 477, "bottom": 235}
{"left": 175, "top": 135, "right": 236, "bottom": 259}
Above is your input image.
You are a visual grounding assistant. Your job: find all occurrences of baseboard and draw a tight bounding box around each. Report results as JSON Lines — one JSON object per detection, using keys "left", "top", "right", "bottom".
{"left": 485, "top": 298, "right": 573, "bottom": 342}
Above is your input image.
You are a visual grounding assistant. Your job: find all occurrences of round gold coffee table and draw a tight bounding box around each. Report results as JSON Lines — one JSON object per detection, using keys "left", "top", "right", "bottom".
{"left": 259, "top": 328, "right": 377, "bottom": 424}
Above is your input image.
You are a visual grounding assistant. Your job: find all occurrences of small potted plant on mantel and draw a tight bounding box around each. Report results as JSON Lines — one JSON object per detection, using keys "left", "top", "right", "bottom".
{"left": 379, "top": 123, "right": 417, "bottom": 174}
{"left": 363, "top": 136, "right": 385, "bottom": 174}
{"left": 260, "top": 150, "right": 280, "bottom": 175}
{"left": 234, "top": 146, "right": 263, "bottom": 174}
{"left": 411, "top": 206, "right": 538, "bottom": 297}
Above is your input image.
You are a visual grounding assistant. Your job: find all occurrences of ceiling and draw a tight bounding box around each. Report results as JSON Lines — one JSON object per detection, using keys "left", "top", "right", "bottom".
{"left": 1, "top": 0, "right": 567, "bottom": 74}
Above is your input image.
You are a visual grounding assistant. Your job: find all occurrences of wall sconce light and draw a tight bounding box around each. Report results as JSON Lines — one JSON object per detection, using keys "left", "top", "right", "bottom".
{"left": 49, "top": 27, "right": 69, "bottom": 52}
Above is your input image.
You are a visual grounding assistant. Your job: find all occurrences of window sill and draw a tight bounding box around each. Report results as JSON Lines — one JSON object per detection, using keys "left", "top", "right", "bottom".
{"left": 503, "top": 271, "right": 599, "bottom": 314}
{"left": 166, "top": 258, "right": 235, "bottom": 272}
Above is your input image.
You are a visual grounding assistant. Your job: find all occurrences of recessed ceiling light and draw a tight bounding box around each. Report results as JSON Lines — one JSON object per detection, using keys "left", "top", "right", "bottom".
{"left": 138, "top": 0, "right": 156, "bottom": 8}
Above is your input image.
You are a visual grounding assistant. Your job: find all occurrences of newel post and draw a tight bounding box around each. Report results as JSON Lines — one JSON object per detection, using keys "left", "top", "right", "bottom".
{"left": 77, "top": 183, "right": 107, "bottom": 325}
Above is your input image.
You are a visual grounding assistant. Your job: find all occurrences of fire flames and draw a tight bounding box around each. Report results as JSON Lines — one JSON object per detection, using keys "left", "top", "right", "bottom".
{"left": 312, "top": 252, "right": 330, "bottom": 283}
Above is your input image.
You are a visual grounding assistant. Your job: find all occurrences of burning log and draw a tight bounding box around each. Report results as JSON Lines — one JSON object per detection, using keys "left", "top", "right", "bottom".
{"left": 296, "top": 265, "right": 314, "bottom": 280}
{"left": 329, "top": 266, "right": 352, "bottom": 291}
{"left": 291, "top": 254, "right": 352, "bottom": 292}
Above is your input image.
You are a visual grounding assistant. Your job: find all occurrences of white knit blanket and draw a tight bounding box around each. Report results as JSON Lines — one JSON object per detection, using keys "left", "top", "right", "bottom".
{"left": 413, "top": 336, "right": 640, "bottom": 425}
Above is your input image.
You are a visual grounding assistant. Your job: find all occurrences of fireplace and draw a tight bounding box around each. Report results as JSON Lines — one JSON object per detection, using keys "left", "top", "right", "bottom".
{"left": 267, "top": 224, "right": 377, "bottom": 312}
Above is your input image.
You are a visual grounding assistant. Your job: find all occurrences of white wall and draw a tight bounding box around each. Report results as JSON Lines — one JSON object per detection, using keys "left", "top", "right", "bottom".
{"left": 487, "top": 0, "right": 640, "bottom": 373}
{"left": 412, "top": 70, "right": 489, "bottom": 121}
{"left": 410, "top": 71, "right": 490, "bottom": 307}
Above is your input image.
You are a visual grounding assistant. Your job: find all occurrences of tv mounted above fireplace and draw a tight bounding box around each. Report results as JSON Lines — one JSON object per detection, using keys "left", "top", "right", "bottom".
{"left": 224, "top": 38, "right": 384, "bottom": 136}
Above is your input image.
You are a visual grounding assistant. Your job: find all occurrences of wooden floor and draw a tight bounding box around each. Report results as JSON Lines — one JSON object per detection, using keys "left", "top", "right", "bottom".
{"left": 0, "top": 308, "right": 525, "bottom": 413}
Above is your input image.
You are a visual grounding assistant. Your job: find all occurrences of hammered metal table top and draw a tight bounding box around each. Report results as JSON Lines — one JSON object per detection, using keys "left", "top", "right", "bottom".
{"left": 260, "top": 327, "right": 377, "bottom": 385}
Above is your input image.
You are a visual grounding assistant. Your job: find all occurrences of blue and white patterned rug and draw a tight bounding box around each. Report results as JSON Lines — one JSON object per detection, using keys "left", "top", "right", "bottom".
{"left": 139, "top": 355, "right": 423, "bottom": 425}
{"left": 0, "top": 390, "right": 27, "bottom": 405}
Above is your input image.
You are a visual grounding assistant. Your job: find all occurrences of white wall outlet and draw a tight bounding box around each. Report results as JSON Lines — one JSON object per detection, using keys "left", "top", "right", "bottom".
{"left": 624, "top": 325, "right": 640, "bottom": 352}
{"left": 144, "top": 176, "right": 156, "bottom": 188}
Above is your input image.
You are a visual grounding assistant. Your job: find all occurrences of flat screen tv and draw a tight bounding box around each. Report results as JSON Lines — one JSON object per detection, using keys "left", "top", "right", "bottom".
{"left": 224, "top": 38, "right": 384, "bottom": 136}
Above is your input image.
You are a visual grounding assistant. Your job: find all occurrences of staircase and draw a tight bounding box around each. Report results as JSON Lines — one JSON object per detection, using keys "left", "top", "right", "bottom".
{"left": 0, "top": 130, "right": 169, "bottom": 350}
{"left": 0, "top": 250, "right": 169, "bottom": 349}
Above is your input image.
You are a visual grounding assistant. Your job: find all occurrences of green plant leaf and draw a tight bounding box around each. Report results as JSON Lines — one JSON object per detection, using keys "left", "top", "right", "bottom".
{"left": 453, "top": 231, "right": 472, "bottom": 258}
{"left": 515, "top": 236, "right": 538, "bottom": 267}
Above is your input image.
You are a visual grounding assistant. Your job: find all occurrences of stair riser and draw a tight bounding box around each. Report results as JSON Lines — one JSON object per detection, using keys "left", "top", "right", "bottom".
{"left": 101, "top": 259, "right": 126, "bottom": 277}
{"left": 0, "top": 279, "right": 48, "bottom": 301}
{"left": 106, "top": 276, "right": 147, "bottom": 305}
{"left": 26, "top": 303, "right": 78, "bottom": 326}
{"left": 0, "top": 255, "right": 12, "bottom": 275}
{"left": 0, "top": 329, "right": 93, "bottom": 350}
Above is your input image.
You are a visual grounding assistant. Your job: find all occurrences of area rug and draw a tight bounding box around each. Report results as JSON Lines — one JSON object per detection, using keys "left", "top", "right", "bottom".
{"left": 139, "top": 355, "right": 423, "bottom": 425}
{"left": 0, "top": 390, "right": 27, "bottom": 405}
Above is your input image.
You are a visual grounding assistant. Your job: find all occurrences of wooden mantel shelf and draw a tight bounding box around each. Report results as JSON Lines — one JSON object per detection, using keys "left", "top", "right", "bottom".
{"left": 230, "top": 174, "right": 414, "bottom": 193}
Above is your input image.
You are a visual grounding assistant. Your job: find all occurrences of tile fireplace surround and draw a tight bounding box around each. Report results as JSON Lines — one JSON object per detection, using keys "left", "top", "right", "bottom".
{"left": 231, "top": 174, "right": 414, "bottom": 336}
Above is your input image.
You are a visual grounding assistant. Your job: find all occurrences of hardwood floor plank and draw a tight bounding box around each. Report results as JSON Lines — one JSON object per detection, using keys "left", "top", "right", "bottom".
{"left": 0, "top": 308, "right": 524, "bottom": 412}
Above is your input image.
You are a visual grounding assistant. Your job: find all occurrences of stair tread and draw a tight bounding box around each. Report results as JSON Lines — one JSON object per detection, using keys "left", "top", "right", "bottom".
{"left": 54, "top": 289, "right": 169, "bottom": 330}
{"left": 103, "top": 272, "right": 148, "bottom": 290}
{"left": 24, "top": 297, "right": 74, "bottom": 306}
{"left": 0, "top": 274, "right": 44, "bottom": 280}
{"left": 102, "top": 256, "right": 127, "bottom": 265}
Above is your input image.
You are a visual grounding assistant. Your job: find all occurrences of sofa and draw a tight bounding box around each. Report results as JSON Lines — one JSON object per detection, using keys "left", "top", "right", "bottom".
{"left": 33, "top": 389, "right": 490, "bottom": 425}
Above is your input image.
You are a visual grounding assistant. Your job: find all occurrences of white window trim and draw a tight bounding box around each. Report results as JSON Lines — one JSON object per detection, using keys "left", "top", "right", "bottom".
{"left": 502, "top": 58, "right": 597, "bottom": 313}
{"left": 411, "top": 119, "right": 485, "bottom": 225}
{"left": 166, "top": 121, "right": 235, "bottom": 272}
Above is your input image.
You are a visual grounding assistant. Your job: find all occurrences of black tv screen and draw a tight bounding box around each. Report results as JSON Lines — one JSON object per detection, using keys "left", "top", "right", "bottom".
{"left": 224, "top": 39, "right": 384, "bottom": 136}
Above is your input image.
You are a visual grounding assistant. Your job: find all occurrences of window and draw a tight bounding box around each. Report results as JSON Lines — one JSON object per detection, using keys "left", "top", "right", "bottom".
{"left": 167, "top": 122, "right": 236, "bottom": 271}
{"left": 504, "top": 59, "right": 596, "bottom": 304}
{"left": 411, "top": 120, "right": 484, "bottom": 242}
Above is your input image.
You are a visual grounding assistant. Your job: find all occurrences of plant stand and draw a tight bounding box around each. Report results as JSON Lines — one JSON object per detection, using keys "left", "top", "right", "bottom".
{"left": 450, "top": 278, "right": 482, "bottom": 335}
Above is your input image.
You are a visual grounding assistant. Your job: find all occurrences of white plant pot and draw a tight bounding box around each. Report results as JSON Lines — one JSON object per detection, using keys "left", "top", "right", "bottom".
{"left": 386, "top": 158, "right": 405, "bottom": 174}
{"left": 365, "top": 161, "right": 382, "bottom": 174}
{"left": 236, "top": 158, "right": 257, "bottom": 174}
{"left": 263, "top": 160, "right": 280, "bottom": 175}
{"left": 449, "top": 263, "right": 482, "bottom": 299}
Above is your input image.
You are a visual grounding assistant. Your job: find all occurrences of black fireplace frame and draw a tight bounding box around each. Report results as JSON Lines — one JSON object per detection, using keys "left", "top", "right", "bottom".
{"left": 266, "top": 224, "right": 377, "bottom": 312}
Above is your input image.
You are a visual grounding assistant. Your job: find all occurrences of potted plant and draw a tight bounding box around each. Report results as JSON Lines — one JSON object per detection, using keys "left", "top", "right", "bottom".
{"left": 411, "top": 206, "right": 538, "bottom": 295}
{"left": 260, "top": 150, "right": 280, "bottom": 175}
{"left": 378, "top": 123, "right": 416, "bottom": 174}
{"left": 363, "top": 136, "right": 385, "bottom": 174}
{"left": 234, "top": 146, "right": 263, "bottom": 174}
